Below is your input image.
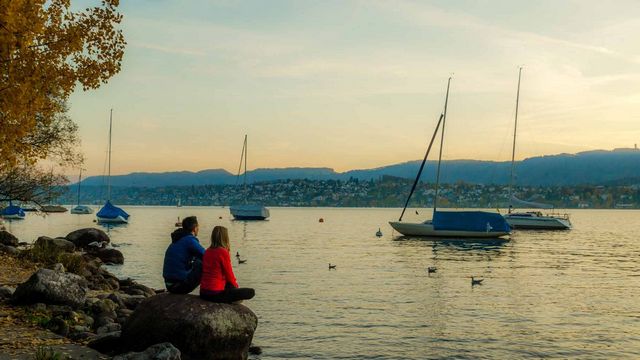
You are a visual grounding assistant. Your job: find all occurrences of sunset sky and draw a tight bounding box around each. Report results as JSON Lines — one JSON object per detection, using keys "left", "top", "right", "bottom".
{"left": 68, "top": 0, "right": 640, "bottom": 176}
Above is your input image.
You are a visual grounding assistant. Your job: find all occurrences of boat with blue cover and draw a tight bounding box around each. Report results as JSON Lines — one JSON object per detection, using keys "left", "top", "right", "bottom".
{"left": 96, "top": 200, "right": 129, "bottom": 223}
{"left": 389, "top": 77, "right": 511, "bottom": 238}
{"left": 1, "top": 203, "right": 26, "bottom": 220}
{"left": 96, "top": 109, "right": 129, "bottom": 224}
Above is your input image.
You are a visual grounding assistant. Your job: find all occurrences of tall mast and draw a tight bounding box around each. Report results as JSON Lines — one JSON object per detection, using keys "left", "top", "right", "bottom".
{"left": 107, "top": 109, "right": 113, "bottom": 201}
{"left": 76, "top": 169, "right": 82, "bottom": 206}
{"left": 243, "top": 134, "right": 248, "bottom": 204}
{"left": 508, "top": 67, "right": 523, "bottom": 213}
{"left": 433, "top": 77, "right": 451, "bottom": 213}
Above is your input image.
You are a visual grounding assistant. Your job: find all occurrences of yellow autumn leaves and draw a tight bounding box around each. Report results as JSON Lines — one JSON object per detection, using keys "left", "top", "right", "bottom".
{"left": 0, "top": 0, "right": 126, "bottom": 169}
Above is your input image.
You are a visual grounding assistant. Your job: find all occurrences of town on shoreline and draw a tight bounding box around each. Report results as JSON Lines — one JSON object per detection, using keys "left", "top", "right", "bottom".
{"left": 58, "top": 177, "right": 640, "bottom": 209}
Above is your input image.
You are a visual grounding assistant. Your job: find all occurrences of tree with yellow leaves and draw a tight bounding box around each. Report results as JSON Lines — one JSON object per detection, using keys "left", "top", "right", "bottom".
{"left": 0, "top": 0, "right": 126, "bottom": 204}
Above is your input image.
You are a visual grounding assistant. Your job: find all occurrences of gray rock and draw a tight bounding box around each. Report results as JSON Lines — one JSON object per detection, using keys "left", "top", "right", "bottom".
{"left": 121, "top": 293, "right": 258, "bottom": 360}
{"left": 47, "top": 316, "right": 70, "bottom": 336}
{"left": 12, "top": 268, "right": 88, "bottom": 308}
{"left": 120, "top": 294, "right": 146, "bottom": 310}
{"left": 0, "top": 244, "right": 19, "bottom": 255}
{"left": 0, "top": 230, "right": 18, "bottom": 246}
{"left": 66, "top": 228, "right": 110, "bottom": 249}
{"left": 35, "top": 236, "right": 76, "bottom": 252}
{"left": 113, "top": 342, "right": 181, "bottom": 360}
{"left": 52, "top": 263, "right": 65, "bottom": 272}
{"left": 87, "top": 331, "right": 122, "bottom": 354}
{"left": 0, "top": 285, "right": 15, "bottom": 299}
{"left": 89, "top": 247, "right": 124, "bottom": 265}
{"left": 97, "top": 322, "right": 121, "bottom": 335}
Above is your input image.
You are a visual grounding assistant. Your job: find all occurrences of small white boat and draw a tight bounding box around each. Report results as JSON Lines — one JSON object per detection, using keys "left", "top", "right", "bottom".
{"left": 504, "top": 211, "right": 571, "bottom": 230}
{"left": 71, "top": 169, "right": 93, "bottom": 215}
{"left": 70, "top": 205, "right": 94, "bottom": 215}
{"left": 229, "top": 135, "right": 270, "bottom": 220}
{"left": 230, "top": 204, "right": 270, "bottom": 220}
{"left": 504, "top": 68, "right": 571, "bottom": 231}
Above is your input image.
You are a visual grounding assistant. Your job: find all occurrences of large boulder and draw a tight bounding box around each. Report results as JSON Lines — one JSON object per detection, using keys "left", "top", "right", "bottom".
{"left": 12, "top": 268, "right": 88, "bottom": 308}
{"left": 0, "top": 230, "right": 18, "bottom": 246}
{"left": 35, "top": 236, "right": 76, "bottom": 252}
{"left": 121, "top": 294, "right": 258, "bottom": 360}
{"left": 113, "top": 343, "right": 181, "bottom": 360}
{"left": 65, "top": 228, "right": 110, "bottom": 249}
{"left": 88, "top": 247, "right": 124, "bottom": 265}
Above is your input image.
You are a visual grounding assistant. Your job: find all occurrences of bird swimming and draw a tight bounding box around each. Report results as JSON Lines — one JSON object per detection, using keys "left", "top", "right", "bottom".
{"left": 328, "top": 263, "right": 336, "bottom": 270}
{"left": 427, "top": 267, "right": 437, "bottom": 274}
{"left": 375, "top": 228, "right": 383, "bottom": 237}
{"left": 236, "top": 251, "right": 240, "bottom": 258}
{"left": 471, "top": 276, "right": 484, "bottom": 286}
{"left": 238, "top": 258, "right": 247, "bottom": 264}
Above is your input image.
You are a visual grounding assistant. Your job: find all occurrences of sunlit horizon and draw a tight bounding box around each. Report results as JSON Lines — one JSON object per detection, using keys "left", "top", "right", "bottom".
{"left": 67, "top": 0, "right": 640, "bottom": 177}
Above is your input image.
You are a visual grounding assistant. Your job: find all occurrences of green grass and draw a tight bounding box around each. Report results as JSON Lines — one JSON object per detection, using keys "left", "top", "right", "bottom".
{"left": 20, "top": 241, "right": 86, "bottom": 276}
{"left": 33, "top": 346, "right": 70, "bottom": 360}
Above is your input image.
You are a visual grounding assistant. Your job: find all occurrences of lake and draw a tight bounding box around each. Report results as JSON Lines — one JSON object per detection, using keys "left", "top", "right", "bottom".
{"left": 4, "top": 207, "right": 640, "bottom": 359}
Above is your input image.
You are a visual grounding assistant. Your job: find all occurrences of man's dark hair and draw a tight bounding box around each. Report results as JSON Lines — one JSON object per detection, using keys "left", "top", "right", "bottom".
{"left": 182, "top": 216, "right": 198, "bottom": 232}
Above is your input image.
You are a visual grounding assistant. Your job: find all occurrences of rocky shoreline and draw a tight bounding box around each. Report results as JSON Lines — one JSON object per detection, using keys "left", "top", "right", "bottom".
{"left": 0, "top": 228, "right": 259, "bottom": 360}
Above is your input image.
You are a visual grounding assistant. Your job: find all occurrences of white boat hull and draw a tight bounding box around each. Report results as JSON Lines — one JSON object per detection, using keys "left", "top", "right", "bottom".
{"left": 97, "top": 215, "right": 128, "bottom": 224}
{"left": 230, "top": 204, "right": 270, "bottom": 220}
{"left": 389, "top": 221, "right": 510, "bottom": 238}
{"left": 70, "top": 206, "right": 94, "bottom": 215}
{"left": 504, "top": 214, "right": 571, "bottom": 230}
{"left": 2, "top": 214, "right": 25, "bottom": 220}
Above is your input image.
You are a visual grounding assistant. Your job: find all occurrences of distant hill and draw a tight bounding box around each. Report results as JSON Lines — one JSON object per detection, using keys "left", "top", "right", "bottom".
{"left": 78, "top": 148, "right": 640, "bottom": 187}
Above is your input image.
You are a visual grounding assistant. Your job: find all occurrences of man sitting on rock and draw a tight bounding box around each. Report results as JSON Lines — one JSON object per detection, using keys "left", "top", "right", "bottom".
{"left": 163, "top": 216, "right": 205, "bottom": 294}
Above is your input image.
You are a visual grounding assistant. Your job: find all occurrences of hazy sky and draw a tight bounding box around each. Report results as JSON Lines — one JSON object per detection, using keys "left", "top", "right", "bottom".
{"left": 68, "top": 0, "right": 640, "bottom": 176}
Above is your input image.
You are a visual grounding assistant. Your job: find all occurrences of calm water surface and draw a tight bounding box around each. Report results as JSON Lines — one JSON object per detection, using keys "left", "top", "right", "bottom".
{"left": 5, "top": 207, "right": 640, "bottom": 359}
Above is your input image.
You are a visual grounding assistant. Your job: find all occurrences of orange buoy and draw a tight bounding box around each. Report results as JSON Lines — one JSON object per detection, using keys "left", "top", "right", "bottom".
{"left": 319, "top": 218, "right": 324, "bottom": 223}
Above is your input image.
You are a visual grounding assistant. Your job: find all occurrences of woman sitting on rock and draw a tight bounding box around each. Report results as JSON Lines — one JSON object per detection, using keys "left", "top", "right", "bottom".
{"left": 200, "top": 226, "right": 255, "bottom": 303}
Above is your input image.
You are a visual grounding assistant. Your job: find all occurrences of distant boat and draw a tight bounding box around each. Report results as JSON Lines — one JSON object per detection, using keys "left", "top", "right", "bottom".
{"left": 230, "top": 135, "right": 270, "bottom": 220}
{"left": 503, "top": 68, "right": 571, "bottom": 230}
{"left": 96, "top": 109, "right": 130, "bottom": 224}
{"left": 1, "top": 202, "right": 25, "bottom": 220}
{"left": 71, "top": 169, "right": 94, "bottom": 214}
{"left": 41, "top": 205, "right": 68, "bottom": 213}
{"left": 389, "top": 77, "right": 510, "bottom": 238}
{"left": 177, "top": 197, "right": 182, "bottom": 207}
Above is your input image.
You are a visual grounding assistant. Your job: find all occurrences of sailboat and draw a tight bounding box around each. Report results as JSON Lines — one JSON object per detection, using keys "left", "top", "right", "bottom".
{"left": 229, "top": 135, "right": 270, "bottom": 220}
{"left": 96, "top": 109, "right": 130, "bottom": 224}
{"left": 503, "top": 68, "right": 571, "bottom": 230}
{"left": 70, "top": 169, "right": 93, "bottom": 214}
{"left": 389, "top": 77, "right": 511, "bottom": 238}
{"left": 1, "top": 201, "right": 26, "bottom": 220}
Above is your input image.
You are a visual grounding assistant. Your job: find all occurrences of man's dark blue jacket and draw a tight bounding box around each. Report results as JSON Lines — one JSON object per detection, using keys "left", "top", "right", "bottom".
{"left": 162, "top": 228, "right": 205, "bottom": 282}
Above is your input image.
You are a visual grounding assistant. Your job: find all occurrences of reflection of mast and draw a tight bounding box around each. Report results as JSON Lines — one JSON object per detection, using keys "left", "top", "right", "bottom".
{"left": 242, "top": 221, "right": 247, "bottom": 242}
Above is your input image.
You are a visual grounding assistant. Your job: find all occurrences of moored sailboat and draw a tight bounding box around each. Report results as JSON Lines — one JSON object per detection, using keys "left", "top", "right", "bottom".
{"left": 503, "top": 68, "right": 571, "bottom": 230}
{"left": 71, "top": 169, "right": 94, "bottom": 214}
{"left": 96, "top": 109, "right": 129, "bottom": 224}
{"left": 1, "top": 202, "right": 26, "bottom": 220}
{"left": 230, "top": 135, "right": 270, "bottom": 220}
{"left": 389, "top": 77, "right": 511, "bottom": 239}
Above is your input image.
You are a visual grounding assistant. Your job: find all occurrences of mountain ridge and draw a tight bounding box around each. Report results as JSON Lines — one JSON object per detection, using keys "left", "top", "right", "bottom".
{"left": 78, "top": 148, "right": 640, "bottom": 187}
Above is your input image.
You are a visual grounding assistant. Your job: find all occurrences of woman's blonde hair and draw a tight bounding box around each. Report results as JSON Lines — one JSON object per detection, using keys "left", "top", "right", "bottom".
{"left": 210, "top": 226, "right": 230, "bottom": 250}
